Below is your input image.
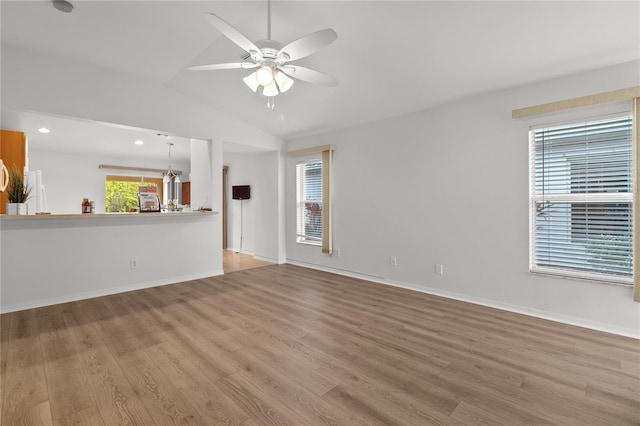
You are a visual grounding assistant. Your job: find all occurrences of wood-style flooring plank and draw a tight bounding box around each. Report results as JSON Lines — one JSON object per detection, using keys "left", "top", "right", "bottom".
{"left": 146, "top": 340, "right": 250, "bottom": 425}
{"left": 55, "top": 406, "right": 105, "bottom": 426}
{"left": 223, "top": 251, "right": 273, "bottom": 273}
{"left": 450, "top": 400, "right": 512, "bottom": 426}
{"left": 229, "top": 348, "right": 358, "bottom": 425}
{"left": 2, "top": 310, "right": 53, "bottom": 425}
{"left": 1, "top": 263, "right": 638, "bottom": 425}
{"left": 214, "top": 372, "right": 310, "bottom": 426}
{"left": 37, "top": 304, "right": 98, "bottom": 423}
{"left": 243, "top": 343, "right": 337, "bottom": 397}
{"left": 318, "top": 359, "right": 458, "bottom": 424}
{"left": 0, "top": 312, "right": 11, "bottom": 426}
{"left": 224, "top": 324, "right": 331, "bottom": 371}
{"left": 123, "top": 352, "right": 208, "bottom": 425}
{"left": 321, "top": 384, "right": 405, "bottom": 426}
{"left": 62, "top": 302, "right": 156, "bottom": 426}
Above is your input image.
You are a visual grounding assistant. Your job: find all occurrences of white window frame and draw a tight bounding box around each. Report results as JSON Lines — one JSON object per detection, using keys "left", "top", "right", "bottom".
{"left": 528, "top": 113, "right": 634, "bottom": 285}
{"left": 296, "top": 159, "right": 323, "bottom": 246}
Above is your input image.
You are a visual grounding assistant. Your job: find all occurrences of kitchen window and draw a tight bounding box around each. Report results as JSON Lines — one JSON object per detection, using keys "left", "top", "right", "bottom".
{"left": 105, "top": 175, "right": 163, "bottom": 213}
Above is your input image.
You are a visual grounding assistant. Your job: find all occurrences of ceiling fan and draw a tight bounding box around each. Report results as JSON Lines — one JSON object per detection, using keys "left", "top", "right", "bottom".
{"left": 188, "top": 0, "right": 338, "bottom": 109}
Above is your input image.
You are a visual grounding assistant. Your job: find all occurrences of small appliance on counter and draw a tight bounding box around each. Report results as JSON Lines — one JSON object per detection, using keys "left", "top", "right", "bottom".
{"left": 138, "top": 186, "right": 160, "bottom": 212}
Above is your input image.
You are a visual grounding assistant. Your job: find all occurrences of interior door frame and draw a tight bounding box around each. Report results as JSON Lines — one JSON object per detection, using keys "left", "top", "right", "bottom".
{"left": 223, "top": 165, "right": 228, "bottom": 250}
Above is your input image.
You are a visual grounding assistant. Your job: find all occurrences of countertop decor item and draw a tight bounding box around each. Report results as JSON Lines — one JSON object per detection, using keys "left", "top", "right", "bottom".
{"left": 6, "top": 165, "right": 31, "bottom": 215}
{"left": 0, "top": 160, "right": 8, "bottom": 192}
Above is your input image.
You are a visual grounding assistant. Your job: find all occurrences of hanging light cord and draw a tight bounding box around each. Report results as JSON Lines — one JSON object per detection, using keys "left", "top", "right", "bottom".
{"left": 167, "top": 142, "right": 176, "bottom": 176}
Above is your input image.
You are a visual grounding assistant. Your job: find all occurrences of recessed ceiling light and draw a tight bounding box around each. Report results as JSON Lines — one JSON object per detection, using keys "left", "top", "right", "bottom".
{"left": 134, "top": 140, "right": 144, "bottom": 145}
{"left": 38, "top": 128, "right": 50, "bottom": 133}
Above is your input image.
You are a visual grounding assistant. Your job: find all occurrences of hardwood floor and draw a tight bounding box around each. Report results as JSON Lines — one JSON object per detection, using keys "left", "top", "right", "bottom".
{"left": 223, "top": 250, "right": 274, "bottom": 273}
{"left": 1, "top": 264, "right": 639, "bottom": 425}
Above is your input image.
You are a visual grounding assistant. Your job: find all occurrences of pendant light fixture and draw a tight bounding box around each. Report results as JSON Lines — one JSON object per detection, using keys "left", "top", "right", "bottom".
{"left": 163, "top": 142, "right": 181, "bottom": 208}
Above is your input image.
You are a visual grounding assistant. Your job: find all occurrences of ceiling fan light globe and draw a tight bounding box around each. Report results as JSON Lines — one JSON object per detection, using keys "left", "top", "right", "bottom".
{"left": 243, "top": 72, "right": 260, "bottom": 92}
{"left": 275, "top": 71, "right": 294, "bottom": 93}
{"left": 256, "top": 66, "right": 275, "bottom": 86}
{"left": 262, "top": 81, "right": 279, "bottom": 97}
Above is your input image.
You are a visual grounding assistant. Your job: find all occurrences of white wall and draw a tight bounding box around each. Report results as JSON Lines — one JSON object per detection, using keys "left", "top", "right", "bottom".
{"left": 1, "top": 214, "right": 221, "bottom": 312}
{"left": 225, "top": 153, "right": 257, "bottom": 254}
{"left": 190, "top": 138, "right": 213, "bottom": 210}
{"left": 28, "top": 149, "right": 190, "bottom": 214}
{"left": 225, "top": 151, "right": 284, "bottom": 263}
{"left": 285, "top": 60, "right": 640, "bottom": 337}
{"left": 254, "top": 151, "right": 284, "bottom": 263}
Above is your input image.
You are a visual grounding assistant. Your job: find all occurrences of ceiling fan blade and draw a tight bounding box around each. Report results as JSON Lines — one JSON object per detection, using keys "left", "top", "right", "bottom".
{"left": 204, "top": 13, "right": 263, "bottom": 61}
{"left": 280, "top": 65, "right": 338, "bottom": 87}
{"left": 277, "top": 29, "right": 337, "bottom": 62}
{"left": 188, "top": 62, "right": 258, "bottom": 71}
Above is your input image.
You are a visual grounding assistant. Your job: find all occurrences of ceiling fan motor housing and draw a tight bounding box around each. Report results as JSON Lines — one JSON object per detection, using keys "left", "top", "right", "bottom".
{"left": 243, "top": 39, "right": 289, "bottom": 65}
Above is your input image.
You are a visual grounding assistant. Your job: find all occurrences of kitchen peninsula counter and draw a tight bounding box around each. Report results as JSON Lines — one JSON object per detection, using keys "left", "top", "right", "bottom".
{"left": 1, "top": 211, "right": 216, "bottom": 220}
{"left": 1, "top": 209, "right": 222, "bottom": 313}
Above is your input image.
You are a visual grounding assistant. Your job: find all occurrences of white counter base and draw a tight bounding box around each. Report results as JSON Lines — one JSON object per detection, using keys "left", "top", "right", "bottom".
{"left": 1, "top": 211, "right": 222, "bottom": 313}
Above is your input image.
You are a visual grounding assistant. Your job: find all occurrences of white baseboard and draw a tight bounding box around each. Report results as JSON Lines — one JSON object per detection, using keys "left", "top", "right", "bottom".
{"left": 0, "top": 270, "right": 224, "bottom": 314}
{"left": 226, "top": 248, "right": 255, "bottom": 256}
{"left": 226, "top": 249, "right": 284, "bottom": 265}
{"left": 285, "top": 259, "right": 640, "bottom": 339}
{"left": 254, "top": 254, "right": 286, "bottom": 264}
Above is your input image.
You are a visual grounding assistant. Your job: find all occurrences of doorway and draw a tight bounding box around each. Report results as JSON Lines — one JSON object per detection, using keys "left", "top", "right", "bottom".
{"left": 223, "top": 251, "right": 273, "bottom": 273}
{"left": 221, "top": 164, "right": 273, "bottom": 273}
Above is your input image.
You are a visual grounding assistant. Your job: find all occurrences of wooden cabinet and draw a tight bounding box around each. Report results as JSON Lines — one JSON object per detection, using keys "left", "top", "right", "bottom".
{"left": 181, "top": 181, "right": 191, "bottom": 205}
{"left": 0, "top": 130, "right": 27, "bottom": 214}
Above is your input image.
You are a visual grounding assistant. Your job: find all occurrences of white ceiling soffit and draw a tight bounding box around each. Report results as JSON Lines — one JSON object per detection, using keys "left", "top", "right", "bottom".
{"left": 0, "top": 108, "right": 193, "bottom": 163}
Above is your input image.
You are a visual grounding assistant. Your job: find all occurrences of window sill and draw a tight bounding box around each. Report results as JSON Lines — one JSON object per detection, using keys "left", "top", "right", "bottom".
{"left": 296, "top": 239, "right": 321, "bottom": 247}
{"left": 529, "top": 269, "right": 632, "bottom": 287}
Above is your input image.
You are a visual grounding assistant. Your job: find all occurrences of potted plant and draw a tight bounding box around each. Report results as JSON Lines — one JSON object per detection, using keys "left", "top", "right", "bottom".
{"left": 6, "top": 166, "right": 31, "bottom": 215}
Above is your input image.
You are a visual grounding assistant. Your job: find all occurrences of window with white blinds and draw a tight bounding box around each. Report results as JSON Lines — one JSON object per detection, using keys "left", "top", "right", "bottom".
{"left": 529, "top": 115, "right": 634, "bottom": 284}
{"left": 296, "top": 160, "right": 323, "bottom": 244}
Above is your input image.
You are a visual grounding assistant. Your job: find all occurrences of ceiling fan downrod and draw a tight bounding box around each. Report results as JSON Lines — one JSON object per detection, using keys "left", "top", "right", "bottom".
{"left": 267, "top": 0, "right": 271, "bottom": 40}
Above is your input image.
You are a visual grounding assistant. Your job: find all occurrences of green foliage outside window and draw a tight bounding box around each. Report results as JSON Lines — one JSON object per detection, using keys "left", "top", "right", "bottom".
{"left": 105, "top": 181, "right": 144, "bottom": 212}
{"left": 586, "top": 233, "right": 633, "bottom": 276}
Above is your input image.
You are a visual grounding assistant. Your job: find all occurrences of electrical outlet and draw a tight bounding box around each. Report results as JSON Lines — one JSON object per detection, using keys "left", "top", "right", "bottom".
{"left": 130, "top": 260, "right": 137, "bottom": 269}
{"left": 391, "top": 256, "right": 398, "bottom": 266}
{"left": 435, "top": 264, "right": 444, "bottom": 275}
{"left": 336, "top": 249, "right": 341, "bottom": 257}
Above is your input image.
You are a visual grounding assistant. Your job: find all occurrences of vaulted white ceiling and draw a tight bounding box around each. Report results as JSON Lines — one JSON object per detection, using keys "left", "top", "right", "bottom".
{"left": 2, "top": 1, "right": 639, "bottom": 149}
